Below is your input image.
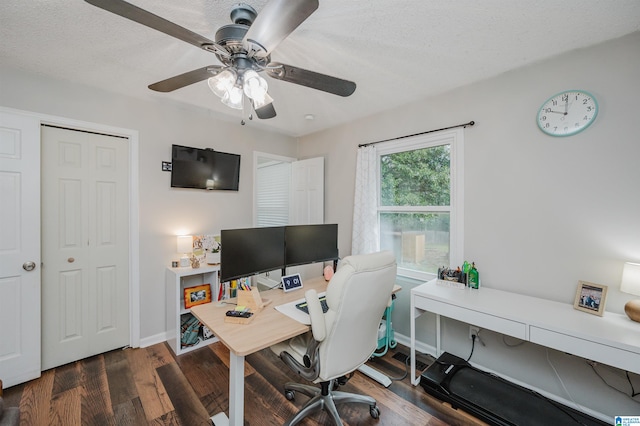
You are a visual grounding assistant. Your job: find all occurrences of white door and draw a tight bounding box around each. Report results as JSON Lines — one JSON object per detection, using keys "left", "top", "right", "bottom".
{"left": 253, "top": 154, "right": 325, "bottom": 227}
{"left": 0, "top": 111, "right": 41, "bottom": 387}
{"left": 41, "top": 125, "right": 130, "bottom": 370}
{"left": 253, "top": 155, "right": 325, "bottom": 287}
{"left": 291, "top": 157, "right": 324, "bottom": 225}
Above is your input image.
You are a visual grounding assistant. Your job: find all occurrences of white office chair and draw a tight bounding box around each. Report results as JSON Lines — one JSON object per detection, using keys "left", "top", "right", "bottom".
{"left": 270, "top": 251, "right": 397, "bottom": 425}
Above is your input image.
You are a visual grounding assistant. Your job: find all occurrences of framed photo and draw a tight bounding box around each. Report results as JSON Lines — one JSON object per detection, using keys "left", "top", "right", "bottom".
{"left": 184, "top": 284, "right": 212, "bottom": 309}
{"left": 573, "top": 281, "right": 608, "bottom": 316}
{"left": 281, "top": 273, "right": 303, "bottom": 292}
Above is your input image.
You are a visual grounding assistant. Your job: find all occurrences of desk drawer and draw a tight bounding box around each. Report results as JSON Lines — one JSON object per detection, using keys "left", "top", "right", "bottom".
{"left": 530, "top": 326, "right": 640, "bottom": 375}
{"left": 414, "top": 296, "right": 527, "bottom": 339}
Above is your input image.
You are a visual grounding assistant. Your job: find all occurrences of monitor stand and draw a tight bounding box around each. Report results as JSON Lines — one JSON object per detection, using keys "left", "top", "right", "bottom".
{"left": 420, "top": 352, "right": 608, "bottom": 426}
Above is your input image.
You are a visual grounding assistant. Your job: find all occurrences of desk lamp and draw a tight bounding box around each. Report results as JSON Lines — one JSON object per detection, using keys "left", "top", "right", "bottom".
{"left": 177, "top": 235, "right": 193, "bottom": 267}
{"left": 620, "top": 262, "right": 640, "bottom": 323}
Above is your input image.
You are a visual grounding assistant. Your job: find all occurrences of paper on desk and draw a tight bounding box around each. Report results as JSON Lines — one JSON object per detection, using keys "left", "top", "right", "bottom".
{"left": 274, "top": 292, "right": 326, "bottom": 325}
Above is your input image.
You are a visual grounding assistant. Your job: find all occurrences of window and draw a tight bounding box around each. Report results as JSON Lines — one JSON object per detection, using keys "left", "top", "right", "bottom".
{"left": 254, "top": 152, "right": 294, "bottom": 227}
{"left": 377, "top": 129, "right": 464, "bottom": 280}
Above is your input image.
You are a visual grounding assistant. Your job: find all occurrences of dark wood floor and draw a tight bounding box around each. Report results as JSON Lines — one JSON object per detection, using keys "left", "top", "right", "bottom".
{"left": 3, "top": 341, "right": 485, "bottom": 425}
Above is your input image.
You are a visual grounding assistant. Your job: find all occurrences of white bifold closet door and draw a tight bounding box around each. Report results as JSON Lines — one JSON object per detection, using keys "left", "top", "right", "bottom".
{"left": 41, "top": 125, "right": 130, "bottom": 370}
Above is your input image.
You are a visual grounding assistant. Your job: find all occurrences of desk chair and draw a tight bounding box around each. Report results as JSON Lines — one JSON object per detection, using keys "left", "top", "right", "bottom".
{"left": 271, "top": 251, "right": 397, "bottom": 425}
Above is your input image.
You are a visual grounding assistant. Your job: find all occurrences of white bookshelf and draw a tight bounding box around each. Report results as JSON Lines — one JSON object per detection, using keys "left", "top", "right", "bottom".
{"left": 165, "top": 265, "right": 220, "bottom": 355}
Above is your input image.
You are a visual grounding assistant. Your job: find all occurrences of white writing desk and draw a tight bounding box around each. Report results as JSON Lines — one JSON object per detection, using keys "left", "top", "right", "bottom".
{"left": 410, "top": 279, "right": 640, "bottom": 385}
{"left": 190, "top": 276, "right": 328, "bottom": 426}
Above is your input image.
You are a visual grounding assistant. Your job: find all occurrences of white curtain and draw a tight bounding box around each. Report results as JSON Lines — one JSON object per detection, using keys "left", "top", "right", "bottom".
{"left": 351, "top": 145, "right": 379, "bottom": 255}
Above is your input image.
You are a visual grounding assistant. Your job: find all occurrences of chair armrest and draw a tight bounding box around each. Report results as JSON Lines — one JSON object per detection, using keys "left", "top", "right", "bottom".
{"left": 305, "top": 289, "right": 326, "bottom": 342}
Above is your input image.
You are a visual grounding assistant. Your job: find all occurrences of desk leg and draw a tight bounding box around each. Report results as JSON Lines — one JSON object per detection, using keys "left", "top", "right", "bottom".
{"left": 358, "top": 364, "right": 392, "bottom": 387}
{"left": 410, "top": 296, "right": 418, "bottom": 386}
{"left": 229, "top": 352, "right": 245, "bottom": 425}
{"left": 210, "top": 352, "right": 245, "bottom": 426}
{"left": 435, "top": 314, "right": 441, "bottom": 356}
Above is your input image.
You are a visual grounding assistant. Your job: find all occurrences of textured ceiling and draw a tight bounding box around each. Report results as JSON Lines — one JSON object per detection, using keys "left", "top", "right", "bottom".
{"left": 1, "top": 1, "right": 639, "bottom": 137}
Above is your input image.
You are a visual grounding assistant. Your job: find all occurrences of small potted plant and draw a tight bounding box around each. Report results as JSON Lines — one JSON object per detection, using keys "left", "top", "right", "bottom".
{"left": 205, "top": 236, "right": 221, "bottom": 265}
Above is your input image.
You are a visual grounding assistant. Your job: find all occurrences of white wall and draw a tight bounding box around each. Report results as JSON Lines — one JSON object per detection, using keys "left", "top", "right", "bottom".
{"left": 298, "top": 31, "right": 640, "bottom": 419}
{"left": 0, "top": 65, "right": 298, "bottom": 342}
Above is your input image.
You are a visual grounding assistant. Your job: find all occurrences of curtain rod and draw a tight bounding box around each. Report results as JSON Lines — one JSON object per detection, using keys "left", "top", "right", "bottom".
{"left": 358, "top": 120, "right": 475, "bottom": 148}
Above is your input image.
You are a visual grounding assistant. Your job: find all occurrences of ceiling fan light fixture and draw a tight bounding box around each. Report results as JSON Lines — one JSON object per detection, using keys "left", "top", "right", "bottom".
{"left": 253, "top": 92, "right": 274, "bottom": 109}
{"left": 221, "top": 84, "right": 244, "bottom": 109}
{"left": 87, "top": 0, "right": 357, "bottom": 122}
{"left": 243, "top": 70, "right": 268, "bottom": 101}
{"left": 208, "top": 68, "right": 238, "bottom": 98}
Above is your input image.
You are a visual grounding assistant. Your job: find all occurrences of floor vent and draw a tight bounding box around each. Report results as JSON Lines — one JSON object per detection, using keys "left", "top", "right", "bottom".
{"left": 392, "top": 352, "right": 429, "bottom": 371}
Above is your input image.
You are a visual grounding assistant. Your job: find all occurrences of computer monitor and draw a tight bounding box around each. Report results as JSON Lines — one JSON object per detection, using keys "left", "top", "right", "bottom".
{"left": 220, "top": 226, "right": 286, "bottom": 282}
{"left": 285, "top": 224, "right": 339, "bottom": 268}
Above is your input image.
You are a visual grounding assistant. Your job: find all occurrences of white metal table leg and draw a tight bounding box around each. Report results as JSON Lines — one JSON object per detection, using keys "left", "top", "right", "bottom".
{"left": 229, "top": 352, "right": 245, "bottom": 425}
{"left": 436, "top": 314, "right": 441, "bottom": 356}
{"left": 410, "top": 296, "right": 419, "bottom": 385}
{"left": 210, "top": 352, "right": 245, "bottom": 426}
{"left": 358, "top": 364, "right": 392, "bottom": 387}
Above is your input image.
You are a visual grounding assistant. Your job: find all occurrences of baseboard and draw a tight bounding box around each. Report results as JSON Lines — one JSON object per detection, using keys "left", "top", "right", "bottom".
{"left": 394, "top": 332, "right": 436, "bottom": 357}
{"left": 139, "top": 332, "right": 168, "bottom": 348}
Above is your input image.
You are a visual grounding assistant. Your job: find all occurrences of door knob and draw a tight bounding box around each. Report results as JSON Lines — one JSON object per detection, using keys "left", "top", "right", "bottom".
{"left": 68, "top": 257, "right": 75, "bottom": 263}
{"left": 23, "top": 261, "right": 36, "bottom": 271}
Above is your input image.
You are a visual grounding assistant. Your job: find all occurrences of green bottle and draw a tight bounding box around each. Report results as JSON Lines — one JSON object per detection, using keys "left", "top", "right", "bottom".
{"left": 462, "top": 261, "right": 470, "bottom": 285}
{"left": 468, "top": 262, "right": 479, "bottom": 289}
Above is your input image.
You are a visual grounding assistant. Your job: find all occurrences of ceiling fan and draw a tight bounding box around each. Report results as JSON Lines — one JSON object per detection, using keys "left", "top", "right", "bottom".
{"left": 84, "top": 0, "right": 357, "bottom": 120}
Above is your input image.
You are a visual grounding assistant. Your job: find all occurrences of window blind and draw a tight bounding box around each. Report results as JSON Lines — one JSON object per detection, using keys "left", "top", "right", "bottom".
{"left": 256, "top": 161, "right": 291, "bottom": 227}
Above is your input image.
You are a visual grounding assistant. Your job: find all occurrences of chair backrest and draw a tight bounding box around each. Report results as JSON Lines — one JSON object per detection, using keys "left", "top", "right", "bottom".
{"left": 316, "top": 251, "right": 396, "bottom": 381}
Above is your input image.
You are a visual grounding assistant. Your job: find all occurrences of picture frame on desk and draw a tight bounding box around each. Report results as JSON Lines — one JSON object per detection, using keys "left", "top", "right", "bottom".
{"left": 184, "top": 283, "right": 211, "bottom": 309}
{"left": 573, "top": 281, "right": 608, "bottom": 316}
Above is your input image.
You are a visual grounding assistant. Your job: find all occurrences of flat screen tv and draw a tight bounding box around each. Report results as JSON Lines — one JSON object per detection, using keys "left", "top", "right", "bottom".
{"left": 220, "top": 226, "right": 286, "bottom": 282}
{"left": 171, "top": 144, "right": 240, "bottom": 191}
{"left": 285, "top": 224, "right": 339, "bottom": 267}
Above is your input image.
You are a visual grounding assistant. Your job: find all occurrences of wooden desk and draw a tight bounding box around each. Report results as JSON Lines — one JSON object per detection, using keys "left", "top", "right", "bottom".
{"left": 410, "top": 279, "right": 640, "bottom": 386}
{"left": 190, "top": 276, "right": 328, "bottom": 426}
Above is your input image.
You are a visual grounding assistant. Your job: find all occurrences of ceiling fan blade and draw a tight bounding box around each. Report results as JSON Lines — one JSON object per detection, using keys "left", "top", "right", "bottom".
{"left": 266, "top": 63, "right": 356, "bottom": 97}
{"left": 243, "top": 0, "right": 318, "bottom": 56}
{"left": 253, "top": 101, "right": 277, "bottom": 119}
{"left": 84, "top": 0, "right": 229, "bottom": 57}
{"left": 148, "top": 66, "right": 223, "bottom": 92}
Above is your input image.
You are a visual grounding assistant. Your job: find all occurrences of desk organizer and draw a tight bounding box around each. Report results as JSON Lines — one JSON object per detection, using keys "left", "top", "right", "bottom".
{"left": 224, "top": 289, "right": 271, "bottom": 324}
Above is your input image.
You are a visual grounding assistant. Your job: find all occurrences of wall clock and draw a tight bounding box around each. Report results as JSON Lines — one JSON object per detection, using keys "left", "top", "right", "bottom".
{"left": 537, "top": 90, "right": 598, "bottom": 136}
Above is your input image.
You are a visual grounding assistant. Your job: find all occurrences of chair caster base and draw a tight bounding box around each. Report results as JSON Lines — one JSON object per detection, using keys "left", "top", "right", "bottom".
{"left": 370, "top": 405, "right": 380, "bottom": 419}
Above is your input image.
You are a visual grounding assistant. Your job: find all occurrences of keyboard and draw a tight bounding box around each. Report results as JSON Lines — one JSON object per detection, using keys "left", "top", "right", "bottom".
{"left": 296, "top": 295, "right": 329, "bottom": 314}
